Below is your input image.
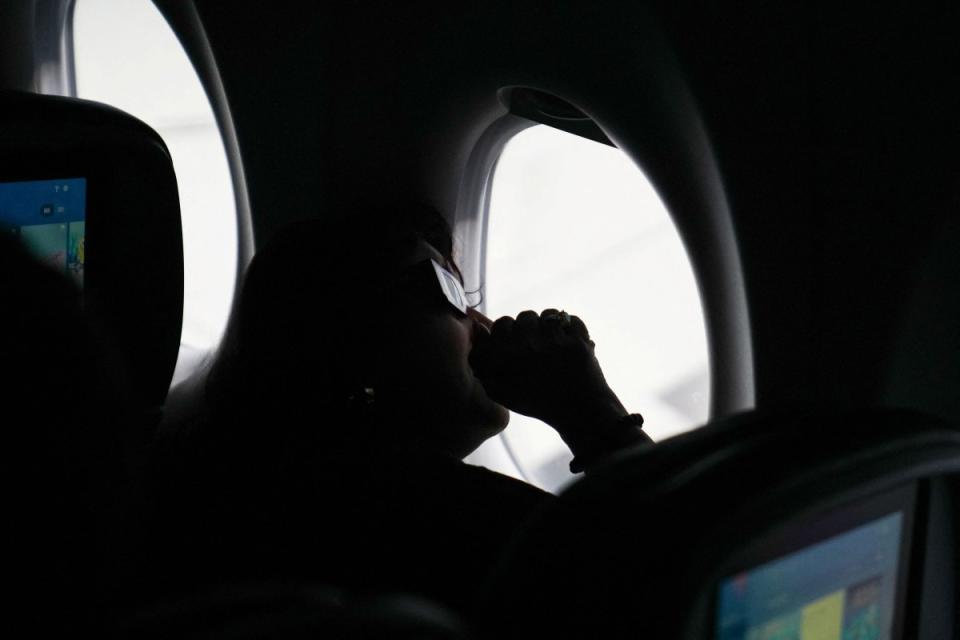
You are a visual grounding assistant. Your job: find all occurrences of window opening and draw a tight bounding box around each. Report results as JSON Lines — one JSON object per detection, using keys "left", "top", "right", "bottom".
{"left": 467, "top": 125, "right": 710, "bottom": 493}
{"left": 72, "top": 0, "right": 237, "bottom": 386}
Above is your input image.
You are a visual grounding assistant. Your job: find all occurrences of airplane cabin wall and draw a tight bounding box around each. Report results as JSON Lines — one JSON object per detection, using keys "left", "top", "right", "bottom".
{"left": 178, "top": 1, "right": 958, "bottom": 422}
{"left": 0, "top": 2, "right": 43, "bottom": 92}
{"left": 656, "top": 3, "right": 960, "bottom": 417}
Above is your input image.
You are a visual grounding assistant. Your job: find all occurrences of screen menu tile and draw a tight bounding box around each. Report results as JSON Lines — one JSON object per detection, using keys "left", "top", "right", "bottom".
{"left": 0, "top": 178, "right": 86, "bottom": 286}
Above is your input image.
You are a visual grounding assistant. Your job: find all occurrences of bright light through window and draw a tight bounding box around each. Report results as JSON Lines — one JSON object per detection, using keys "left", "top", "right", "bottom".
{"left": 470, "top": 125, "right": 710, "bottom": 493}
{"left": 73, "top": 0, "right": 237, "bottom": 386}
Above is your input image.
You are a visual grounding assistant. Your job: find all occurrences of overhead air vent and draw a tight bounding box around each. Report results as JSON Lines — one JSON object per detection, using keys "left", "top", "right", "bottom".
{"left": 502, "top": 87, "right": 613, "bottom": 147}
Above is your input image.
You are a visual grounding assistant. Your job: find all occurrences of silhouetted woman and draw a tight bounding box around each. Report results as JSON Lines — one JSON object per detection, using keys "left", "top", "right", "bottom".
{"left": 164, "top": 203, "right": 650, "bottom": 612}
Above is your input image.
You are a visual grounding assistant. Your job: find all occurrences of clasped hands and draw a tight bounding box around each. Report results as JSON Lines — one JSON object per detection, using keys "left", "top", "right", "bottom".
{"left": 469, "top": 309, "right": 633, "bottom": 456}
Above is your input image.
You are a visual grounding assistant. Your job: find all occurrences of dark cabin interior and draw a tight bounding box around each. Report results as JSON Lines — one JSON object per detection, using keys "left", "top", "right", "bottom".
{"left": 0, "top": 2, "right": 958, "bottom": 637}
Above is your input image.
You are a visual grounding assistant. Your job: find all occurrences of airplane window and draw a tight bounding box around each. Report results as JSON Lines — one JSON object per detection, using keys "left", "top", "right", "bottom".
{"left": 471, "top": 125, "right": 710, "bottom": 492}
{"left": 72, "top": 0, "right": 237, "bottom": 386}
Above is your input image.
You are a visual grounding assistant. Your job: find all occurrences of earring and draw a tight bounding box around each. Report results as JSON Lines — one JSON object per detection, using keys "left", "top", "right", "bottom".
{"left": 345, "top": 387, "right": 376, "bottom": 422}
{"left": 348, "top": 387, "right": 376, "bottom": 406}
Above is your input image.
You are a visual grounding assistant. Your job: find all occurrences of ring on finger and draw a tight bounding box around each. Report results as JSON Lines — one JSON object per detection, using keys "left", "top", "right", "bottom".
{"left": 543, "top": 310, "right": 573, "bottom": 328}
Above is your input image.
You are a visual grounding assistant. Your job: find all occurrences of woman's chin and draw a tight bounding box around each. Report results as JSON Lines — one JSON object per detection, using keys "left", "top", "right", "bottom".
{"left": 455, "top": 402, "right": 510, "bottom": 458}
{"left": 470, "top": 395, "right": 510, "bottom": 434}
{"left": 491, "top": 402, "right": 511, "bottom": 432}
{"left": 471, "top": 381, "right": 510, "bottom": 433}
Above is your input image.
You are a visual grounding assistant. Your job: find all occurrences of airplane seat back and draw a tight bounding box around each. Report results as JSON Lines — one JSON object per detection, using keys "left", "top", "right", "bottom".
{"left": 0, "top": 90, "right": 184, "bottom": 626}
{"left": 0, "top": 231, "right": 134, "bottom": 631}
{"left": 479, "top": 408, "right": 960, "bottom": 640}
{"left": 0, "top": 90, "right": 184, "bottom": 453}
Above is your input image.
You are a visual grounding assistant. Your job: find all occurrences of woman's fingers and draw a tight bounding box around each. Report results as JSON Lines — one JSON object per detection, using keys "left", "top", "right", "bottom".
{"left": 485, "top": 309, "right": 593, "bottom": 357}
{"left": 490, "top": 309, "right": 592, "bottom": 347}
{"left": 514, "top": 310, "right": 541, "bottom": 348}
{"left": 539, "top": 308, "right": 566, "bottom": 342}
{"left": 568, "top": 314, "right": 593, "bottom": 346}
{"left": 490, "top": 315, "right": 515, "bottom": 350}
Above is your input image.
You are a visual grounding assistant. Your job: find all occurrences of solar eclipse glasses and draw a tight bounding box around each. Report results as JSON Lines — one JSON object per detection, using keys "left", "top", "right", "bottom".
{"left": 393, "top": 258, "right": 470, "bottom": 316}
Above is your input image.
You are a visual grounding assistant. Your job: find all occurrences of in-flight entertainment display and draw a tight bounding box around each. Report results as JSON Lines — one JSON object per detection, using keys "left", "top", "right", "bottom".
{"left": 715, "top": 511, "right": 904, "bottom": 640}
{"left": 0, "top": 178, "right": 86, "bottom": 286}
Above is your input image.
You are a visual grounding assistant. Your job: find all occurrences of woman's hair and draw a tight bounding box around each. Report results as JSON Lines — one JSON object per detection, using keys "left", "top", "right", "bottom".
{"left": 203, "top": 202, "right": 459, "bottom": 446}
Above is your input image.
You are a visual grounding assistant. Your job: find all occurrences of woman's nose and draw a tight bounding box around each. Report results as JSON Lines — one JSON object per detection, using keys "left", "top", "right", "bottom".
{"left": 467, "top": 307, "right": 494, "bottom": 333}
{"left": 467, "top": 308, "right": 494, "bottom": 346}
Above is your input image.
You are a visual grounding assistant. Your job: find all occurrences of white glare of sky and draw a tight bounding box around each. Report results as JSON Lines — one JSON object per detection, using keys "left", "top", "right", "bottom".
{"left": 73, "top": 0, "right": 237, "bottom": 385}
{"left": 466, "top": 125, "right": 710, "bottom": 493}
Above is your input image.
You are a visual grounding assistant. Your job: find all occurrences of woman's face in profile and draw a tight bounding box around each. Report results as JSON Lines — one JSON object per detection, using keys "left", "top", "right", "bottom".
{"left": 372, "top": 238, "right": 510, "bottom": 458}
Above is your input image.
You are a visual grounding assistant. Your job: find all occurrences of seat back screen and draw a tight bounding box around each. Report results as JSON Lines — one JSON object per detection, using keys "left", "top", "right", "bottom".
{"left": 0, "top": 178, "right": 86, "bottom": 286}
{"left": 716, "top": 511, "right": 904, "bottom": 640}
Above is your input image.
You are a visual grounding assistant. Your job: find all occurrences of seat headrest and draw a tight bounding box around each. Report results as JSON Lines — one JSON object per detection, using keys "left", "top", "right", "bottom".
{"left": 0, "top": 90, "right": 183, "bottom": 413}
{"left": 479, "top": 408, "right": 960, "bottom": 639}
